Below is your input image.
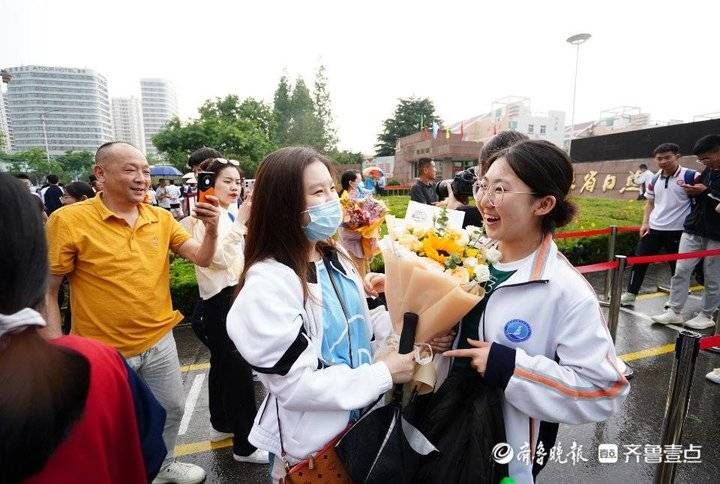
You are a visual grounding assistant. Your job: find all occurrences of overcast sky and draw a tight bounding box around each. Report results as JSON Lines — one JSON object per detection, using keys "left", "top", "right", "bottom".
{"left": 1, "top": 0, "right": 716, "bottom": 153}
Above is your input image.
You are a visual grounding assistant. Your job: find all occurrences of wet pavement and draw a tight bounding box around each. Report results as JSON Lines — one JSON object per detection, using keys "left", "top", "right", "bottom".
{"left": 171, "top": 265, "right": 720, "bottom": 483}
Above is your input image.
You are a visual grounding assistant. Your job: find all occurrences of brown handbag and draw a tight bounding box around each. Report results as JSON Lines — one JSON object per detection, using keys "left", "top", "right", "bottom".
{"left": 276, "top": 399, "right": 353, "bottom": 484}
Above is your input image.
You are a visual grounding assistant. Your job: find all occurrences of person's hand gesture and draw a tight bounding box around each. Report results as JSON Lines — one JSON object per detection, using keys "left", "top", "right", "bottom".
{"left": 683, "top": 183, "right": 707, "bottom": 197}
{"left": 194, "top": 195, "right": 220, "bottom": 234}
{"left": 237, "top": 192, "right": 252, "bottom": 227}
{"left": 429, "top": 330, "right": 457, "bottom": 354}
{"left": 363, "top": 272, "right": 385, "bottom": 297}
{"left": 444, "top": 338, "right": 491, "bottom": 375}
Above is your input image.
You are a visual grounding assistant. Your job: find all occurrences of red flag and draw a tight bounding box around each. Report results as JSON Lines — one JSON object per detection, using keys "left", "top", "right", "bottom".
{"left": 460, "top": 121, "right": 464, "bottom": 140}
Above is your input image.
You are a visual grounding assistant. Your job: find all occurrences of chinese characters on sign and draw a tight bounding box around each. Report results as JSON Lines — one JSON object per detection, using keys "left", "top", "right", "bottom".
{"left": 492, "top": 441, "right": 702, "bottom": 466}
{"left": 572, "top": 168, "right": 643, "bottom": 197}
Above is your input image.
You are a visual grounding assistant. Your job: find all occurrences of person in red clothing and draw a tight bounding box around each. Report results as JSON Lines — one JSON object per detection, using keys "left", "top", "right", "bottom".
{"left": 0, "top": 174, "right": 167, "bottom": 484}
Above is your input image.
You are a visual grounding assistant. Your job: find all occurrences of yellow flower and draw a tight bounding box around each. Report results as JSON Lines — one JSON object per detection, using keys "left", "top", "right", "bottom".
{"left": 422, "top": 233, "right": 464, "bottom": 264}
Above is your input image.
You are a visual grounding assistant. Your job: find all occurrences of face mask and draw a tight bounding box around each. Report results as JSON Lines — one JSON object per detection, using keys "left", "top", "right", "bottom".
{"left": 303, "top": 199, "right": 341, "bottom": 241}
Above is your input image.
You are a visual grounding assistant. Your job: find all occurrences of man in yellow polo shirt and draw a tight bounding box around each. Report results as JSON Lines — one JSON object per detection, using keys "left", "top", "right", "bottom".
{"left": 45, "top": 141, "right": 219, "bottom": 484}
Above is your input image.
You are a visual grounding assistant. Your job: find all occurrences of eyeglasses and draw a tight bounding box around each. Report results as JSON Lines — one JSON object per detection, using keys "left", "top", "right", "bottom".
{"left": 214, "top": 158, "right": 240, "bottom": 166}
{"left": 473, "top": 181, "right": 537, "bottom": 206}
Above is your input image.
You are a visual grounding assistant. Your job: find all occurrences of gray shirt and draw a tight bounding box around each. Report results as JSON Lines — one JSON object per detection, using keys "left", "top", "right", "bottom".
{"left": 410, "top": 179, "right": 438, "bottom": 205}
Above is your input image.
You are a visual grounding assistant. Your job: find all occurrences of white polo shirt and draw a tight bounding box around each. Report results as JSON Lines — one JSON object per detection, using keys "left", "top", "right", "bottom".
{"left": 646, "top": 166, "right": 699, "bottom": 231}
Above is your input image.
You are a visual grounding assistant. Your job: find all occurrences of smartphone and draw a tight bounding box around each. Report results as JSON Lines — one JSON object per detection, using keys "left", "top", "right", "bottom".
{"left": 197, "top": 171, "right": 215, "bottom": 204}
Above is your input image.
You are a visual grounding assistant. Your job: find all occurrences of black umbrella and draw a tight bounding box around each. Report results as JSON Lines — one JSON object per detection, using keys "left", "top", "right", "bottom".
{"left": 336, "top": 313, "right": 438, "bottom": 483}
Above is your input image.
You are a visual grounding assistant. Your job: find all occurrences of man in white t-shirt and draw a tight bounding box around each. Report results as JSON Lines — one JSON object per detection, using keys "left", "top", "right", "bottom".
{"left": 156, "top": 179, "right": 172, "bottom": 210}
{"left": 621, "top": 143, "right": 699, "bottom": 304}
{"left": 634, "top": 163, "right": 656, "bottom": 200}
{"left": 166, "top": 180, "right": 183, "bottom": 219}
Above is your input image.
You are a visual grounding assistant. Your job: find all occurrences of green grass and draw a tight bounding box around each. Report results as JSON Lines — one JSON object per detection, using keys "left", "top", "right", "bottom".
{"left": 376, "top": 195, "right": 645, "bottom": 233}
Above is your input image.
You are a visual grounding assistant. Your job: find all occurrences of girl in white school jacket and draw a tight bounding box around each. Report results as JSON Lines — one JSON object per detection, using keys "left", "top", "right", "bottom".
{"left": 226, "top": 147, "right": 418, "bottom": 482}
{"left": 444, "top": 140, "right": 631, "bottom": 484}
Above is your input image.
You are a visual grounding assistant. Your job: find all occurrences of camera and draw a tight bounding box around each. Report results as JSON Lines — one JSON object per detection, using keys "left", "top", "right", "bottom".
{"left": 435, "top": 167, "right": 477, "bottom": 201}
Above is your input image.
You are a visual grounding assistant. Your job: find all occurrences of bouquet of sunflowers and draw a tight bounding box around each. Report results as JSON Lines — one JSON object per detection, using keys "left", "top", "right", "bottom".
{"left": 378, "top": 208, "right": 500, "bottom": 394}
{"left": 339, "top": 192, "right": 387, "bottom": 258}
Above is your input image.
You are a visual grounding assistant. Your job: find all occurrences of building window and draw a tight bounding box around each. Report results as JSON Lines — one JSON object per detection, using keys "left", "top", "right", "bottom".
{"left": 527, "top": 124, "right": 534, "bottom": 134}
{"left": 540, "top": 125, "right": 546, "bottom": 134}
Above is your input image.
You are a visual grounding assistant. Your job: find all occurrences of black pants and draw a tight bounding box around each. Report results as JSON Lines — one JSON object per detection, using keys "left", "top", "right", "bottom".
{"left": 627, "top": 229, "right": 682, "bottom": 294}
{"left": 204, "top": 285, "right": 257, "bottom": 456}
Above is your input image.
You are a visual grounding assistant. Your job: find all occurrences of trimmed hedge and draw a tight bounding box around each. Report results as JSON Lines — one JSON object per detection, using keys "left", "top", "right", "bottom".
{"left": 170, "top": 258, "right": 199, "bottom": 319}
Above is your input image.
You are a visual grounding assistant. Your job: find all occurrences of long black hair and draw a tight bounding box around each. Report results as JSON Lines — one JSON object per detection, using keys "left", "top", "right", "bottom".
{"left": 0, "top": 174, "right": 90, "bottom": 483}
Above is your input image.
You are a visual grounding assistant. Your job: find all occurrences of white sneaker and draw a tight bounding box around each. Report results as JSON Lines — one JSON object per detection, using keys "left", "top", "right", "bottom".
{"left": 706, "top": 368, "right": 720, "bottom": 384}
{"left": 684, "top": 313, "right": 715, "bottom": 330}
{"left": 208, "top": 429, "right": 233, "bottom": 442}
{"left": 153, "top": 461, "right": 206, "bottom": 484}
{"left": 651, "top": 308, "right": 684, "bottom": 325}
{"left": 233, "top": 449, "right": 270, "bottom": 464}
{"left": 620, "top": 292, "right": 636, "bottom": 305}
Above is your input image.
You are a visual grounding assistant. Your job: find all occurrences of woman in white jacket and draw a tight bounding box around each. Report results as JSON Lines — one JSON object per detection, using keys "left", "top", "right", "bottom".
{"left": 181, "top": 157, "right": 268, "bottom": 464}
{"left": 226, "top": 147, "right": 416, "bottom": 482}
{"left": 444, "top": 140, "right": 630, "bottom": 484}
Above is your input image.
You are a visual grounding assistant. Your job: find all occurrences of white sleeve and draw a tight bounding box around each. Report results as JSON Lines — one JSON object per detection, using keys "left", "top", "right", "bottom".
{"left": 503, "top": 295, "right": 630, "bottom": 424}
{"left": 189, "top": 217, "right": 244, "bottom": 271}
{"left": 227, "top": 266, "right": 393, "bottom": 412}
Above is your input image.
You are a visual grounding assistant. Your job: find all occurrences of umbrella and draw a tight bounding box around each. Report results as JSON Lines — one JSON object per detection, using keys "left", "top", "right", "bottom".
{"left": 182, "top": 172, "right": 195, "bottom": 179}
{"left": 363, "top": 166, "right": 383, "bottom": 177}
{"left": 150, "top": 165, "right": 183, "bottom": 177}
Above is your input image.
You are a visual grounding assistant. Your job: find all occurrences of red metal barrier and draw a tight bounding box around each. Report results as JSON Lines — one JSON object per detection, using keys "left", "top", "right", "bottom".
{"left": 575, "top": 260, "right": 619, "bottom": 274}
{"left": 699, "top": 335, "right": 720, "bottom": 350}
{"left": 627, "top": 248, "right": 720, "bottom": 266}
{"left": 554, "top": 225, "right": 641, "bottom": 240}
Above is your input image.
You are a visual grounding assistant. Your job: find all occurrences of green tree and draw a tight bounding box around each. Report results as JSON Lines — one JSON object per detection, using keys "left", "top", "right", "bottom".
{"left": 153, "top": 95, "right": 276, "bottom": 177}
{"left": 5, "top": 148, "right": 63, "bottom": 181}
{"left": 55, "top": 150, "right": 94, "bottom": 180}
{"left": 314, "top": 64, "right": 337, "bottom": 152}
{"left": 286, "top": 77, "right": 324, "bottom": 150}
{"left": 331, "top": 150, "right": 363, "bottom": 165}
{"left": 272, "top": 75, "right": 292, "bottom": 146}
{"left": 375, "top": 97, "right": 442, "bottom": 156}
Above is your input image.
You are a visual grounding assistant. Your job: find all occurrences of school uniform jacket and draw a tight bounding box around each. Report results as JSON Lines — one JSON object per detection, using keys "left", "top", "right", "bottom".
{"left": 442, "top": 234, "right": 630, "bottom": 484}
{"left": 226, "top": 249, "right": 394, "bottom": 462}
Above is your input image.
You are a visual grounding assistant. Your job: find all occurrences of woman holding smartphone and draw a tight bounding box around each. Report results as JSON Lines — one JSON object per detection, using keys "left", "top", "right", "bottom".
{"left": 181, "top": 157, "right": 268, "bottom": 464}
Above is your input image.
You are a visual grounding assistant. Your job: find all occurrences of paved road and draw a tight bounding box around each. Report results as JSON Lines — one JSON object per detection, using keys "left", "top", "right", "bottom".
{"left": 171, "top": 265, "right": 720, "bottom": 483}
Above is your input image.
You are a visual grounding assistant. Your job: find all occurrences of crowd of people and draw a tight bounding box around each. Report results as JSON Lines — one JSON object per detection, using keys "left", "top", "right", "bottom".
{"left": 2, "top": 130, "right": 719, "bottom": 483}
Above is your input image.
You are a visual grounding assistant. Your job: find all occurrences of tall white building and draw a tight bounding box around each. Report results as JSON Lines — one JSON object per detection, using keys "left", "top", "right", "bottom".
{"left": 140, "top": 78, "right": 178, "bottom": 158}
{"left": 3, "top": 65, "right": 113, "bottom": 154}
{"left": 112, "top": 96, "right": 145, "bottom": 154}
{"left": 0, "top": 77, "right": 11, "bottom": 152}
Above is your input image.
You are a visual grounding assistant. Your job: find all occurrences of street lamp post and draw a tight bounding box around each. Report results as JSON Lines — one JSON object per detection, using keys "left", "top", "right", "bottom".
{"left": 39, "top": 108, "right": 61, "bottom": 163}
{"left": 566, "top": 33, "right": 591, "bottom": 157}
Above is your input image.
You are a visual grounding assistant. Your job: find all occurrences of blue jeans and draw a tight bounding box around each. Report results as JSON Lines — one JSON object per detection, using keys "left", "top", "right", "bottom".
{"left": 126, "top": 331, "right": 185, "bottom": 468}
